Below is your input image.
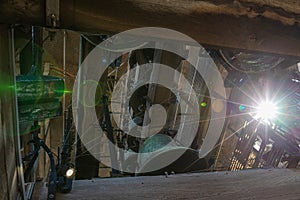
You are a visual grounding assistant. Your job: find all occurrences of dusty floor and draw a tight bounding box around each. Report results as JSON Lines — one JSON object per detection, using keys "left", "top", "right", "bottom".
{"left": 40, "top": 168, "right": 300, "bottom": 200}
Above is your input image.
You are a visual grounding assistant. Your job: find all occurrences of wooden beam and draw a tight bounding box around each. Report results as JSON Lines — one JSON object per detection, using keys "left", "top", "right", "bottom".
{"left": 1, "top": 0, "right": 300, "bottom": 57}
{"left": 59, "top": 0, "right": 300, "bottom": 57}
{"left": 0, "top": 24, "right": 25, "bottom": 200}
{"left": 53, "top": 169, "right": 300, "bottom": 200}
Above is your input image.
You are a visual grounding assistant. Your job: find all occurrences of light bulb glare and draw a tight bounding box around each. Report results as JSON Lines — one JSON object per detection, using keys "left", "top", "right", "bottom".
{"left": 255, "top": 101, "right": 277, "bottom": 121}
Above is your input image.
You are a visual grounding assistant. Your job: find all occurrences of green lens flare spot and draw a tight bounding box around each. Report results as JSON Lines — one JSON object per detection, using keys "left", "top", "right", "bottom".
{"left": 201, "top": 102, "right": 207, "bottom": 107}
{"left": 0, "top": 85, "right": 15, "bottom": 92}
{"left": 55, "top": 89, "right": 72, "bottom": 94}
{"left": 64, "top": 90, "right": 72, "bottom": 94}
{"left": 239, "top": 105, "right": 246, "bottom": 111}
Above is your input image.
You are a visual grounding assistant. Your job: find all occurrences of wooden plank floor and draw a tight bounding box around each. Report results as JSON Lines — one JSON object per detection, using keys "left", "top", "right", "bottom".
{"left": 41, "top": 169, "right": 300, "bottom": 200}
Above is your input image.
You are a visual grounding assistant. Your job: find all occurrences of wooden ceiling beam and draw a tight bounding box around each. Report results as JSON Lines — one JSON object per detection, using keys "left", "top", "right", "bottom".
{"left": 1, "top": 0, "right": 300, "bottom": 57}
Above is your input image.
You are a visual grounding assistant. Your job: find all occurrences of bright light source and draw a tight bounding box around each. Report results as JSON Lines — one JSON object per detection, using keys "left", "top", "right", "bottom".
{"left": 66, "top": 168, "right": 76, "bottom": 178}
{"left": 255, "top": 101, "right": 278, "bottom": 121}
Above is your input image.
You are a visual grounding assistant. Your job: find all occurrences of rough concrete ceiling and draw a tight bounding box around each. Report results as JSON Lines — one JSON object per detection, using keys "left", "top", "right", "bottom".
{"left": 1, "top": 0, "right": 300, "bottom": 56}
{"left": 131, "top": 0, "right": 300, "bottom": 25}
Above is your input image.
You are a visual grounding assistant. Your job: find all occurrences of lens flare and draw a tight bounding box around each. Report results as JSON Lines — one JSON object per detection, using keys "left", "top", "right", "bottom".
{"left": 255, "top": 101, "right": 277, "bottom": 121}
{"left": 239, "top": 105, "right": 246, "bottom": 111}
{"left": 201, "top": 102, "right": 207, "bottom": 107}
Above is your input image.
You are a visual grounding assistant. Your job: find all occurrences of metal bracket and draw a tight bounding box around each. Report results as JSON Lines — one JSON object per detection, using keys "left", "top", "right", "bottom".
{"left": 46, "top": 0, "right": 60, "bottom": 28}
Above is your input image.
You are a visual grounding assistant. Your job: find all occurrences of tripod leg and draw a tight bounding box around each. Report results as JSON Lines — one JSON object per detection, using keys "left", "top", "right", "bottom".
{"left": 40, "top": 140, "right": 57, "bottom": 200}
